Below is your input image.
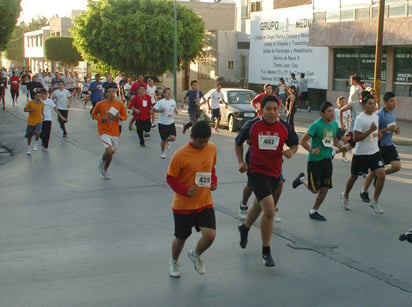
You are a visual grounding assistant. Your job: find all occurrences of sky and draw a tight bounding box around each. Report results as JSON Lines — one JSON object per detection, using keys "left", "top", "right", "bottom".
{"left": 18, "top": 0, "right": 88, "bottom": 22}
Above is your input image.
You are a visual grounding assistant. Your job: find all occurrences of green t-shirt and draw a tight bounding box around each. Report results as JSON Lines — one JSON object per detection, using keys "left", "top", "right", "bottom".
{"left": 307, "top": 118, "right": 338, "bottom": 162}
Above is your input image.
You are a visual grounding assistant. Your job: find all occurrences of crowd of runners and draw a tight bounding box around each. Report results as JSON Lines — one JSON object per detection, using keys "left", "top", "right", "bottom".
{"left": 2, "top": 67, "right": 406, "bottom": 276}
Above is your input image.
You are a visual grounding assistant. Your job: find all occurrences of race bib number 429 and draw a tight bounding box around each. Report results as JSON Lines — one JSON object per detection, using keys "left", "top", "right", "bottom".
{"left": 195, "top": 172, "right": 212, "bottom": 188}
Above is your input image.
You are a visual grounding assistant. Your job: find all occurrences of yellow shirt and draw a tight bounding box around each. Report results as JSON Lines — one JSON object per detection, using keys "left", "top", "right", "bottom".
{"left": 25, "top": 101, "right": 44, "bottom": 126}
{"left": 167, "top": 142, "right": 217, "bottom": 211}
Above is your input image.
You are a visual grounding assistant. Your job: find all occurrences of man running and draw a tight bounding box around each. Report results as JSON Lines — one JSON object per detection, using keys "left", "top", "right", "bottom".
{"left": 152, "top": 88, "right": 178, "bottom": 159}
{"left": 91, "top": 84, "right": 127, "bottom": 179}
{"left": 340, "top": 94, "right": 386, "bottom": 214}
{"left": 51, "top": 81, "right": 71, "bottom": 137}
{"left": 182, "top": 80, "right": 206, "bottom": 134}
{"left": 292, "top": 101, "right": 347, "bottom": 221}
{"left": 167, "top": 121, "right": 217, "bottom": 277}
{"left": 360, "top": 91, "right": 401, "bottom": 202}
{"left": 207, "top": 82, "right": 225, "bottom": 132}
{"left": 236, "top": 96, "right": 298, "bottom": 267}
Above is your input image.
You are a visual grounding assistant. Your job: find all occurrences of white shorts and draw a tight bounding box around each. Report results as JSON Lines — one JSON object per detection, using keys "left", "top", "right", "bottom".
{"left": 100, "top": 134, "right": 118, "bottom": 152}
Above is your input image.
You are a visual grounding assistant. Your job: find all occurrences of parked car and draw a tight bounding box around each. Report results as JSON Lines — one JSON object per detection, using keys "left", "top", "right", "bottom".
{"left": 200, "top": 88, "right": 257, "bottom": 132}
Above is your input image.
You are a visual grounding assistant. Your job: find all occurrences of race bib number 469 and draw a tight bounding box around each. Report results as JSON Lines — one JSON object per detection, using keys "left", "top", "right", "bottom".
{"left": 195, "top": 172, "right": 212, "bottom": 188}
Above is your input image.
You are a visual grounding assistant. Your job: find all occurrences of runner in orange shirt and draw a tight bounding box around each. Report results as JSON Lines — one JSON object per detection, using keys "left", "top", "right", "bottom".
{"left": 166, "top": 121, "right": 217, "bottom": 278}
{"left": 91, "top": 84, "right": 127, "bottom": 179}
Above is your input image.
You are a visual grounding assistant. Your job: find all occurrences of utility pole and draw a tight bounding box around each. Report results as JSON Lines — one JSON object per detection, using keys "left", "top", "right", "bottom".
{"left": 173, "top": 0, "right": 177, "bottom": 101}
{"left": 373, "top": 0, "right": 385, "bottom": 107}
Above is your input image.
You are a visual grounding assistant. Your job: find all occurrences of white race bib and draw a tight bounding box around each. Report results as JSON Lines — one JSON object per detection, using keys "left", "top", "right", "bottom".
{"left": 258, "top": 134, "right": 279, "bottom": 150}
{"left": 322, "top": 138, "right": 333, "bottom": 147}
{"left": 195, "top": 172, "right": 212, "bottom": 188}
{"left": 143, "top": 100, "right": 147, "bottom": 107}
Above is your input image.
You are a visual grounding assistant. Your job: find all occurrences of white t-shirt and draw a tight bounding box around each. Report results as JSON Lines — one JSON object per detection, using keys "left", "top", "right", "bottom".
{"left": 147, "top": 85, "right": 157, "bottom": 104}
{"left": 348, "top": 84, "right": 362, "bottom": 104}
{"left": 334, "top": 107, "right": 350, "bottom": 129}
{"left": 43, "top": 98, "right": 56, "bottom": 121}
{"left": 154, "top": 98, "right": 176, "bottom": 125}
{"left": 52, "top": 89, "right": 72, "bottom": 110}
{"left": 298, "top": 78, "right": 308, "bottom": 92}
{"left": 353, "top": 112, "right": 379, "bottom": 155}
{"left": 349, "top": 100, "right": 364, "bottom": 132}
{"left": 209, "top": 90, "right": 224, "bottom": 109}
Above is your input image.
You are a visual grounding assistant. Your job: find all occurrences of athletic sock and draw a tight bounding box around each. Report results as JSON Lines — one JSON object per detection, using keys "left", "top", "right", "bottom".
{"left": 262, "top": 246, "right": 271, "bottom": 255}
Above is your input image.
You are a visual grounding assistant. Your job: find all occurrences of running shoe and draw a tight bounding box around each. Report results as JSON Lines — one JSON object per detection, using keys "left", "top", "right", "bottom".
{"left": 238, "top": 224, "right": 248, "bottom": 249}
{"left": 342, "top": 157, "right": 350, "bottom": 163}
{"left": 187, "top": 250, "right": 205, "bottom": 275}
{"left": 309, "top": 211, "right": 327, "bottom": 221}
{"left": 239, "top": 201, "right": 248, "bottom": 220}
{"left": 340, "top": 192, "right": 350, "bottom": 210}
{"left": 160, "top": 152, "right": 166, "bottom": 159}
{"left": 292, "top": 172, "right": 305, "bottom": 188}
{"left": 262, "top": 253, "right": 275, "bottom": 267}
{"left": 369, "top": 200, "right": 384, "bottom": 214}
{"left": 169, "top": 259, "right": 181, "bottom": 278}
{"left": 26, "top": 145, "right": 32, "bottom": 155}
{"left": 152, "top": 123, "right": 156, "bottom": 128}
{"left": 103, "top": 171, "right": 111, "bottom": 180}
{"left": 144, "top": 132, "right": 150, "bottom": 137}
{"left": 274, "top": 215, "right": 282, "bottom": 223}
{"left": 360, "top": 191, "right": 370, "bottom": 203}
{"left": 33, "top": 141, "right": 39, "bottom": 151}
{"left": 182, "top": 124, "right": 187, "bottom": 134}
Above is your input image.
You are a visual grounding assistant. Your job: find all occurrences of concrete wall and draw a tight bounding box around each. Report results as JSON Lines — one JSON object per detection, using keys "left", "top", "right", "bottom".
{"left": 182, "top": 2, "right": 236, "bottom": 31}
{"left": 309, "top": 17, "right": 412, "bottom": 47}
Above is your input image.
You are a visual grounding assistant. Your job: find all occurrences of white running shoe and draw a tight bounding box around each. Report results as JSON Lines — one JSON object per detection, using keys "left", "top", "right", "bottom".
{"left": 239, "top": 201, "right": 248, "bottom": 220}
{"left": 33, "top": 141, "right": 39, "bottom": 151}
{"left": 370, "top": 200, "right": 384, "bottom": 214}
{"left": 274, "top": 215, "right": 282, "bottom": 223}
{"left": 26, "top": 145, "right": 32, "bottom": 155}
{"left": 342, "top": 157, "right": 350, "bottom": 163}
{"left": 340, "top": 192, "right": 349, "bottom": 210}
{"left": 160, "top": 152, "right": 166, "bottom": 159}
{"left": 169, "top": 259, "right": 181, "bottom": 278}
{"left": 103, "top": 171, "right": 111, "bottom": 180}
{"left": 188, "top": 250, "right": 205, "bottom": 275}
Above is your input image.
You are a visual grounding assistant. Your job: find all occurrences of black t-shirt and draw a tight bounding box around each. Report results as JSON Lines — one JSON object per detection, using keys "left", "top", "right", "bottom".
{"left": 27, "top": 81, "right": 44, "bottom": 99}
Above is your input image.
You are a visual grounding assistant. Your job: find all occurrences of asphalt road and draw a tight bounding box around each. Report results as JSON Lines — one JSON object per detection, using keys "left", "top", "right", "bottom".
{"left": 0, "top": 96, "right": 412, "bottom": 306}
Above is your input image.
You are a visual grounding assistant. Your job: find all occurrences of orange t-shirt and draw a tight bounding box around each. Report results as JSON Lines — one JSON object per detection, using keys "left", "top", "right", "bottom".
{"left": 91, "top": 99, "right": 127, "bottom": 136}
{"left": 167, "top": 142, "right": 217, "bottom": 212}
{"left": 25, "top": 101, "right": 44, "bottom": 126}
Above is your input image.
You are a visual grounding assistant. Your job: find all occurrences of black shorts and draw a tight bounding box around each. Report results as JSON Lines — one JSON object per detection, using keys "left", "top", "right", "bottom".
{"left": 351, "top": 152, "right": 384, "bottom": 176}
{"left": 211, "top": 108, "right": 221, "bottom": 121}
{"left": 135, "top": 119, "right": 151, "bottom": 132}
{"left": 307, "top": 159, "right": 333, "bottom": 193}
{"left": 379, "top": 145, "right": 400, "bottom": 165}
{"left": 173, "top": 207, "right": 216, "bottom": 240}
{"left": 248, "top": 172, "right": 280, "bottom": 201}
{"left": 158, "top": 123, "right": 176, "bottom": 141}
{"left": 301, "top": 92, "right": 309, "bottom": 101}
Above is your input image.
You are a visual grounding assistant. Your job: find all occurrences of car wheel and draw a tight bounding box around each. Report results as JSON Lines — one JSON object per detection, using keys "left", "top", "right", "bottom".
{"left": 228, "top": 115, "right": 237, "bottom": 132}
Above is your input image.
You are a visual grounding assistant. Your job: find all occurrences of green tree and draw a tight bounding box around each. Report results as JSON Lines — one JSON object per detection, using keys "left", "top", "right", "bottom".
{"left": 71, "top": 0, "right": 205, "bottom": 75}
{"left": 44, "top": 37, "right": 82, "bottom": 67}
{"left": 5, "top": 17, "right": 49, "bottom": 64}
{"left": 0, "top": 0, "right": 22, "bottom": 51}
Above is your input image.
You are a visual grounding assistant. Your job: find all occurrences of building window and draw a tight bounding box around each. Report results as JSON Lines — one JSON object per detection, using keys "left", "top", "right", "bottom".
{"left": 247, "top": 0, "right": 262, "bottom": 18}
{"left": 237, "top": 42, "right": 250, "bottom": 49}
{"left": 198, "top": 57, "right": 213, "bottom": 80}
{"left": 333, "top": 47, "right": 387, "bottom": 92}
{"left": 394, "top": 47, "right": 412, "bottom": 97}
{"left": 228, "top": 60, "right": 234, "bottom": 70}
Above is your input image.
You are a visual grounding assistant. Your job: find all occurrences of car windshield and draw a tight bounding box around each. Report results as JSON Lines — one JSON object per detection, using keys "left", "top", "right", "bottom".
{"left": 227, "top": 91, "right": 255, "bottom": 104}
